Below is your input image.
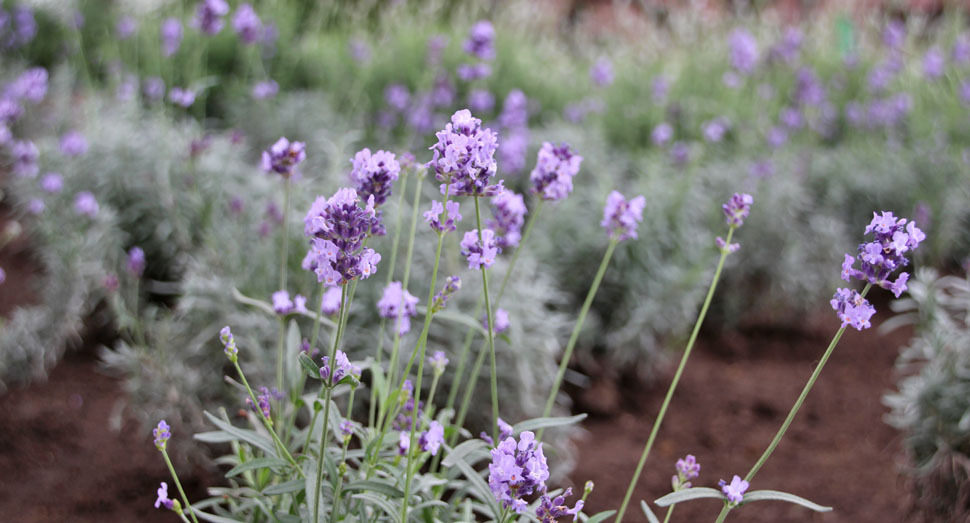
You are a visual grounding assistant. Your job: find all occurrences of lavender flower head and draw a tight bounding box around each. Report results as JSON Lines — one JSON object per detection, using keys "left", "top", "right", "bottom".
{"left": 487, "top": 431, "right": 550, "bottom": 514}
{"left": 272, "top": 290, "right": 295, "bottom": 315}
{"left": 319, "top": 286, "right": 343, "bottom": 315}
{"left": 499, "top": 90, "right": 528, "bottom": 129}
{"left": 703, "top": 118, "right": 729, "bottom": 143}
{"left": 220, "top": 326, "right": 237, "bottom": 360}
{"left": 246, "top": 386, "right": 272, "bottom": 418}
{"left": 168, "top": 87, "right": 196, "bottom": 107}
{"left": 384, "top": 84, "right": 410, "bottom": 112}
{"left": 499, "top": 127, "right": 529, "bottom": 174}
{"left": 40, "top": 173, "right": 62, "bottom": 193}
{"left": 601, "top": 191, "right": 646, "bottom": 241}
{"left": 262, "top": 137, "right": 306, "bottom": 178}
{"left": 419, "top": 421, "right": 445, "bottom": 455}
{"left": 428, "top": 109, "right": 501, "bottom": 197}
{"left": 12, "top": 140, "right": 38, "bottom": 178}
{"left": 153, "top": 420, "right": 171, "bottom": 450}
{"left": 143, "top": 77, "right": 165, "bottom": 101}
{"left": 319, "top": 349, "right": 360, "bottom": 386}
{"left": 729, "top": 28, "right": 759, "bottom": 74}
{"left": 530, "top": 142, "right": 583, "bottom": 202}
{"left": 463, "top": 20, "right": 495, "bottom": 61}
{"left": 155, "top": 482, "right": 174, "bottom": 510}
{"left": 428, "top": 350, "right": 449, "bottom": 375}
{"left": 840, "top": 211, "right": 924, "bottom": 298}
{"left": 232, "top": 4, "right": 262, "bottom": 44}
{"left": 340, "top": 420, "right": 353, "bottom": 437}
{"left": 6, "top": 67, "right": 47, "bottom": 103}
{"left": 424, "top": 199, "right": 462, "bottom": 233}
{"left": 351, "top": 148, "right": 400, "bottom": 206}
{"left": 722, "top": 193, "right": 753, "bottom": 228}
{"left": 193, "top": 0, "right": 229, "bottom": 36}
{"left": 830, "top": 288, "right": 876, "bottom": 331}
{"left": 537, "top": 487, "right": 584, "bottom": 523}
{"left": 590, "top": 58, "right": 614, "bottom": 87}
{"left": 883, "top": 19, "right": 905, "bottom": 50}
{"left": 127, "top": 247, "right": 146, "bottom": 277}
{"left": 160, "top": 18, "right": 183, "bottom": 57}
{"left": 672, "top": 454, "right": 700, "bottom": 490}
{"left": 377, "top": 281, "right": 419, "bottom": 335}
{"left": 252, "top": 80, "right": 278, "bottom": 100}
{"left": 116, "top": 16, "right": 137, "bottom": 40}
{"left": 468, "top": 89, "right": 495, "bottom": 113}
{"left": 60, "top": 130, "right": 88, "bottom": 157}
{"left": 74, "top": 191, "right": 99, "bottom": 218}
{"left": 485, "top": 308, "right": 510, "bottom": 334}
{"left": 0, "top": 97, "right": 22, "bottom": 125}
{"left": 460, "top": 229, "right": 500, "bottom": 270}
{"left": 27, "top": 198, "right": 44, "bottom": 215}
{"left": 303, "top": 188, "right": 381, "bottom": 286}
{"left": 431, "top": 275, "right": 461, "bottom": 312}
{"left": 458, "top": 63, "right": 492, "bottom": 81}
{"left": 923, "top": 46, "right": 944, "bottom": 79}
{"left": 651, "top": 122, "right": 673, "bottom": 147}
{"left": 720, "top": 475, "right": 749, "bottom": 505}
{"left": 488, "top": 190, "right": 527, "bottom": 248}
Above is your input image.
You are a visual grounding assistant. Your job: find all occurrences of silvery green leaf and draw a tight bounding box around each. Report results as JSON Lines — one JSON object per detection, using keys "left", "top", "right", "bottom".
{"left": 513, "top": 413, "right": 587, "bottom": 433}
{"left": 261, "top": 479, "right": 305, "bottom": 495}
{"left": 225, "top": 457, "right": 289, "bottom": 478}
{"left": 442, "top": 439, "right": 490, "bottom": 467}
{"left": 584, "top": 510, "right": 616, "bottom": 523}
{"left": 640, "top": 500, "right": 661, "bottom": 523}
{"left": 450, "top": 456, "right": 502, "bottom": 520}
{"left": 200, "top": 411, "right": 276, "bottom": 456}
{"left": 284, "top": 319, "right": 301, "bottom": 394}
{"left": 352, "top": 493, "right": 400, "bottom": 522}
{"left": 194, "top": 510, "right": 245, "bottom": 523}
{"left": 654, "top": 487, "right": 726, "bottom": 507}
{"left": 231, "top": 287, "right": 276, "bottom": 317}
{"left": 742, "top": 490, "right": 832, "bottom": 512}
{"left": 344, "top": 480, "right": 405, "bottom": 499}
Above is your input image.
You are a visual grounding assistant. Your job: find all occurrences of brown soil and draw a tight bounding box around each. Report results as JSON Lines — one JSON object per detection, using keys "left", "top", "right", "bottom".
{"left": 569, "top": 312, "right": 917, "bottom": 523}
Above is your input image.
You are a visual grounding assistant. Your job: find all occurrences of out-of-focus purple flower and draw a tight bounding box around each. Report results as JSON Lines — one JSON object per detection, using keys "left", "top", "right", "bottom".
{"left": 652, "top": 76, "right": 669, "bottom": 104}
{"left": 161, "top": 18, "right": 183, "bottom": 57}
{"left": 467, "top": 89, "right": 495, "bottom": 113}
{"left": 424, "top": 199, "right": 462, "bottom": 233}
{"left": 127, "top": 247, "right": 146, "bottom": 277}
{"left": 460, "top": 229, "right": 500, "bottom": 270}
{"left": 6, "top": 67, "right": 47, "bottom": 103}
{"left": 431, "top": 75, "right": 455, "bottom": 108}
{"left": 74, "top": 191, "right": 99, "bottom": 218}
{"left": 953, "top": 35, "right": 970, "bottom": 65}
{"left": 348, "top": 38, "right": 371, "bottom": 63}
{"left": 117, "top": 74, "right": 138, "bottom": 102}
{"left": 246, "top": 386, "right": 272, "bottom": 418}
{"left": 463, "top": 20, "right": 495, "bottom": 61}
{"left": 303, "top": 188, "right": 382, "bottom": 286}
{"left": 766, "top": 126, "right": 787, "bottom": 148}
{"left": 431, "top": 275, "right": 461, "bottom": 312}
{"left": 488, "top": 190, "right": 527, "bottom": 248}
{"left": 537, "top": 487, "right": 584, "bottom": 522}
{"left": 104, "top": 273, "right": 120, "bottom": 292}
{"left": 488, "top": 431, "right": 549, "bottom": 514}
{"left": 720, "top": 475, "right": 749, "bottom": 505}
{"left": 0, "top": 97, "right": 23, "bottom": 124}
{"left": 272, "top": 290, "right": 295, "bottom": 315}
{"left": 457, "top": 63, "right": 492, "bottom": 81}
{"left": 670, "top": 141, "right": 689, "bottom": 166}
{"left": 428, "top": 351, "right": 449, "bottom": 374}
{"left": 384, "top": 84, "right": 410, "bottom": 112}
{"left": 590, "top": 58, "right": 614, "bottom": 87}
{"left": 0, "top": 123, "right": 9, "bottom": 146}
{"left": 377, "top": 281, "right": 419, "bottom": 335}
{"left": 193, "top": 0, "right": 229, "bottom": 35}
{"left": 923, "top": 46, "right": 944, "bottom": 79}
{"left": 702, "top": 118, "right": 729, "bottom": 143}
{"left": 488, "top": 308, "right": 510, "bottom": 334}
{"left": 498, "top": 127, "right": 529, "bottom": 174}
{"left": 530, "top": 142, "right": 582, "bottom": 202}
{"left": 427, "top": 34, "right": 448, "bottom": 66}
{"left": 914, "top": 202, "right": 931, "bottom": 231}
{"left": 252, "top": 80, "right": 278, "bottom": 100}
{"left": 320, "top": 286, "right": 342, "bottom": 315}
{"left": 220, "top": 326, "right": 237, "bottom": 360}
{"left": 499, "top": 89, "right": 528, "bottom": 129}
{"left": 845, "top": 101, "right": 864, "bottom": 127}
{"left": 351, "top": 148, "right": 400, "bottom": 207}
{"left": 672, "top": 454, "right": 701, "bottom": 491}
{"left": 398, "top": 431, "right": 410, "bottom": 455}
{"left": 12, "top": 140, "right": 38, "bottom": 178}
{"left": 116, "top": 16, "right": 137, "bottom": 40}
{"left": 168, "top": 87, "right": 196, "bottom": 107}
{"left": 27, "top": 198, "right": 44, "bottom": 215}
{"left": 232, "top": 3, "right": 262, "bottom": 44}
{"left": 60, "top": 130, "right": 88, "bottom": 157}
{"left": 780, "top": 106, "right": 803, "bottom": 129}
{"left": 406, "top": 93, "right": 435, "bottom": 134}
{"left": 840, "top": 211, "right": 924, "bottom": 297}
{"left": 40, "top": 173, "right": 63, "bottom": 193}
{"left": 883, "top": 19, "right": 905, "bottom": 50}
{"left": 8, "top": 6, "right": 35, "bottom": 47}
{"left": 771, "top": 26, "right": 803, "bottom": 64}
{"left": 319, "top": 349, "right": 360, "bottom": 386}
{"left": 601, "top": 191, "right": 645, "bottom": 241}
{"left": 749, "top": 159, "right": 773, "bottom": 179}
{"left": 153, "top": 420, "right": 171, "bottom": 450}
{"left": 261, "top": 137, "right": 306, "bottom": 178}
{"left": 729, "top": 28, "right": 758, "bottom": 74}
{"left": 651, "top": 122, "right": 673, "bottom": 146}
{"left": 868, "top": 58, "right": 900, "bottom": 93}
{"left": 428, "top": 109, "right": 501, "bottom": 197}
{"left": 72, "top": 11, "right": 85, "bottom": 30}
{"left": 154, "top": 481, "right": 174, "bottom": 510}
{"left": 794, "top": 67, "right": 825, "bottom": 107}
{"left": 722, "top": 193, "right": 753, "bottom": 228}
{"left": 722, "top": 71, "right": 742, "bottom": 89}
{"left": 830, "top": 288, "right": 876, "bottom": 330}
{"left": 419, "top": 421, "right": 445, "bottom": 456}
{"left": 143, "top": 77, "right": 165, "bottom": 101}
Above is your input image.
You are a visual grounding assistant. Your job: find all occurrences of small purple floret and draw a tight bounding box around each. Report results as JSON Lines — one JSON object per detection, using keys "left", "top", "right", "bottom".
{"left": 601, "top": 191, "right": 646, "bottom": 242}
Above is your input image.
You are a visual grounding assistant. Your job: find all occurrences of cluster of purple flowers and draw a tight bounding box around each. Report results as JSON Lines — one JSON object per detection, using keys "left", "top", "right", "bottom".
{"left": 428, "top": 110, "right": 501, "bottom": 197}
{"left": 830, "top": 288, "right": 876, "bottom": 331}
{"left": 232, "top": 3, "right": 263, "bottom": 44}
{"left": 153, "top": 420, "right": 171, "bottom": 450}
{"left": 321, "top": 287, "right": 342, "bottom": 315}
{"left": 220, "top": 326, "right": 238, "bottom": 360}
{"left": 498, "top": 90, "right": 530, "bottom": 174}
{"left": 303, "top": 188, "right": 382, "bottom": 286}
{"left": 168, "top": 87, "right": 196, "bottom": 107}
{"left": 40, "top": 173, "right": 62, "bottom": 193}
{"left": 488, "top": 191, "right": 527, "bottom": 249}
{"left": 841, "top": 211, "right": 924, "bottom": 298}
{"left": 460, "top": 229, "right": 500, "bottom": 270}
{"left": 74, "top": 191, "right": 99, "bottom": 218}
{"left": 272, "top": 290, "right": 309, "bottom": 315}
{"left": 424, "top": 199, "right": 462, "bottom": 233}
{"left": 161, "top": 18, "right": 183, "bottom": 57}
{"left": 417, "top": 420, "right": 445, "bottom": 455}
{"left": 246, "top": 386, "right": 274, "bottom": 418}
{"left": 601, "top": 191, "right": 646, "bottom": 242}
{"left": 59, "top": 130, "right": 88, "bottom": 157}
{"left": 252, "top": 80, "right": 279, "bottom": 100}
{"left": 463, "top": 20, "right": 495, "bottom": 61}
{"left": 319, "top": 349, "right": 361, "bottom": 386}
{"left": 729, "top": 29, "right": 759, "bottom": 75}
{"left": 0, "top": 6, "right": 36, "bottom": 49}
{"left": 431, "top": 275, "right": 461, "bottom": 313}
{"left": 483, "top": 308, "right": 510, "bottom": 334}
{"left": 350, "top": 148, "right": 400, "bottom": 206}
{"left": 590, "top": 58, "right": 614, "bottom": 88}
{"left": 536, "top": 488, "right": 584, "bottom": 523}
{"left": 719, "top": 475, "right": 749, "bottom": 505}
{"left": 127, "top": 247, "right": 146, "bottom": 277}
{"left": 154, "top": 482, "right": 175, "bottom": 510}
{"left": 377, "top": 281, "right": 419, "bottom": 335}
{"left": 11, "top": 140, "right": 38, "bottom": 177}
{"left": 488, "top": 431, "right": 550, "bottom": 513}
{"left": 428, "top": 350, "right": 449, "bottom": 375}
{"left": 671, "top": 454, "right": 700, "bottom": 491}
{"left": 722, "top": 193, "right": 754, "bottom": 228}
{"left": 193, "top": 0, "right": 229, "bottom": 36}
{"left": 262, "top": 137, "right": 306, "bottom": 178}
{"left": 530, "top": 142, "right": 583, "bottom": 202}
{"left": 393, "top": 380, "right": 424, "bottom": 431}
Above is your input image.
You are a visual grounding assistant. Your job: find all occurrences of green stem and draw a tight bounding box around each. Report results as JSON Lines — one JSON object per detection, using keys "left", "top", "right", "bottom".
{"left": 662, "top": 505, "right": 675, "bottom": 523}
{"left": 713, "top": 282, "right": 872, "bottom": 523}
{"left": 314, "top": 285, "right": 349, "bottom": 522}
{"left": 386, "top": 170, "right": 425, "bottom": 392}
{"left": 537, "top": 238, "right": 618, "bottom": 441}
{"left": 279, "top": 177, "right": 291, "bottom": 292}
{"left": 233, "top": 360, "right": 300, "bottom": 471}
{"left": 331, "top": 388, "right": 356, "bottom": 522}
{"left": 161, "top": 450, "right": 200, "bottom": 523}
{"left": 474, "top": 196, "right": 500, "bottom": 442}
{"left": 615, "top": 227, "right": 735, "bottom": 523}
{"left": 275, "top": 316, "right": 286, "bottom": 427}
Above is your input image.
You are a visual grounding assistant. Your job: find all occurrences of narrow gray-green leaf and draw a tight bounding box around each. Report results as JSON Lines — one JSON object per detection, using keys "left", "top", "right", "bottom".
{"left": 343, "top": 480, "right": 405, "bottom": 499}
{"left": 262, "top": 479, "right": 305, "bottom": 495}
{"left": 442, "top": 439, "right": 490, "bottom": 467}
{"left": 640, "top": 500, "right": 661, "bottom": 523}
{"left": 584, "top": 509, "right": 616, "bottom": 523}
{"left": 194, "top": 510, "right": 245, "bottom": 523}
{"left": 299, "top": 352, "right": 320, "bottom": 379}
{"left": 285, "top": 319, "right": 302, "bottom": 394}
{"left": 225, "top": 457, "right": 289, "bottom": 478}
{"left": 742, "top": 490, "right": 832, "bottom": 512}
{"left": 450, "top": 457, "right": 502, "bottom": 520}
{"left": 654, "top": 487, "right": 725, "bottom": 507}
{"left": 201, "top": 411, "right": 277, "bottom": 456}
{"left": 513, "top": 414, "right": 587, "bottom": 434}
{"left": 353, "top": 493, "right": 401, "bottom": 522}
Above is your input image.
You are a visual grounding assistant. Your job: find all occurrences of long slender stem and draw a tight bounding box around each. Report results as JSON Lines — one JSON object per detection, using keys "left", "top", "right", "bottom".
{"left": 474, "top": 196, "right": 500, "bottom": 442}
{"left": 275, "top": 316, "right": 286, "bottom": 427}
{"left": 331, "top": 388, "right": 356, "bottom": 522}
{"left": 162, "top": 450, "right": 200, "bottom": 523}
{"left": 713, "top": 283, "right": 872, "bottom": 523}
{"left": 662, "top": 504, "right": 675, "bottom": 523}
{"left": 386, "top": 171, "right": 425, "bottom": 393}
{"left": 233, "top": 360, "right": 300, "bottom": 470}
{"left": 279, "top": 177, "right": 291, "bottom": 291}
{"left": 615, "top": 228, "right": 735, "bottom": 523}
{"left": 314, "top": 285, "right": 349, "bottom": 523}
{"left": 537, "top": 238, "right": 618, "bottom": 441}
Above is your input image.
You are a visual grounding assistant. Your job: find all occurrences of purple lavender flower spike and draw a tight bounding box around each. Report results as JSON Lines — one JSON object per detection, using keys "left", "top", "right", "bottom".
{"left": 193, "top": 0, "right": 229, "bottom": 36}
{"left": 6, "top": 68, "right": 47, "bottom": 103}
{"left": 537, "top": 487, "right": 584, "bottom": 522}
{"left": 601, "top": 191, "right": 646, "bottom": 241}
{"left": 161, "top": 18, "right": 183, "bottom": 57}
{"left": 262, "top": 137, "right": 306, "bottom": 178}
{"left": 487, "top": 431, "right": 550, "bottom": 513}
{"left": 384, "top": 84, "right": 409, "bottom": 112}
{"left": 460, "top": 229, "right": 500, "bottom": 270}
{"left": 468, "top": 89, "right": 495, "bottom": 113}
{"left": 530, "top": 142, "right": 583, "bottom": 202}
{"left": 116, "top": 16, "right": 137, "bottom": 40}
{"left": 488, "top": 308, "right": 510, "bottom": 334}
{"left": 60, "top": 131, "right": 88, "bottom": 157}
{"left": 419, "top": 421, "right": 445, "bottom": 456}
{"left": 168, "top": 87, "right": 196, "bottom": 107}
{"left": 232, "top": 3, "right": 262, "bottom": 44}
{"left": 40, "top": 173, "right": 62, "bottom": 193}
{"left": 703, "top": 118, "right": 729, "bottom": 143}
{"left": 463, "top": 20, "right": 495, "bottom": 61}
{"left": 398, "top": 431, "right": 410, "bottom": 455}
{"left": 716, "top": 236, "right": 740, "bottom": 253}
{"left": 74, "top": 192, "right": 99, "bottom": 218}
{"left": 377, "top": 281, "right": 419, "bottom": 335}
{"left": 144, "top": 77, "right": 165, "bottom": 101}
{"left": 425, "top": 200, "right": 462, "bottom": 233}
{"left": 883, "top": 19, "right": 905, "bottom": 50}
{"left": 839, "top": 211, "right": 924, "bottom": 297}
{"left": 220, "top": 326, "right": 237, "bottom": 360}
{"left": 12, "top": 140, "right": 38, "bottom": 178}
{"left": 457, "top": 63, "right": 492, "bottom": 81}
{"left": 720, "top": 475, "right": 749, "bottom": 505}
{"left": 428, "top": 351, "right": 449, "bottom": 374}
{"left": 252, "top": 80, "right": 278, "bottom": 100}
{"left": 499, "top": 90, "right": 528, "bottom": 129}
{"left": 351, "top": 148, "right": 400, "bottom": 206}
{"left": 499, "top": 128, "right": 529, "bottom": 175}
{"left": 722, "top": 193, "right": 754, "bottom": 228}
{"left": 590, "top": 58, "right": 614, "bottom": 87}
{"left": 0, "top": 97, "right": 23, "bottom": 125}
{"left": 155, "top": 482, "right": 174, "bottom": 510}
{"left": 318, "top": 286, "right": 342, "bottom": 315}
{"left": 766, "top": 126, "right": 787, "bottom": 148}
{"left": 27, "top": 198, "right": 44, "bottom": 215}
{"left": 729, "top": 28, "right": 759, "bottom": 74}
{"left": 488, "top": 190, "right": 527, "bottom": 248}
{"left": 153, "top": 420, "right": 171, "bottom": 450}
{"left": 339, "top": 420, "right": 353, "bottom": 437}
{"left": 304, "top": 188, "right": 382, "bottom": 286}
{"left": 672, "top": 454, "right": 701, "bottom": 490}
{"left": 272, "top": 290, "right": 295, "bottom": 315}
{"left": 923, "top": 46, "right": 944, "bottom": 79}
{"left": 651, "top": 122, "right": 673, "bottom": 147}
{"left": 431, "top": 275, "right": 461, "bottom": 312}
{"left": 319, "top": 349, "right": 359, "bottom": 386}
{"left": 830, "top": 288, "right": 876, "bottom": 330}
{"left": 127, "top": 247, "right": 146, "bottom": 277}
{"left": 428, "top": 109, "right": 501, "bottom": 197}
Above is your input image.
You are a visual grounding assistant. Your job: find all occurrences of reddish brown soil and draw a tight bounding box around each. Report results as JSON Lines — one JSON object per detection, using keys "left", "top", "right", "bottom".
{"left": 569, "top": 313, "right": 916, "bottom": 522}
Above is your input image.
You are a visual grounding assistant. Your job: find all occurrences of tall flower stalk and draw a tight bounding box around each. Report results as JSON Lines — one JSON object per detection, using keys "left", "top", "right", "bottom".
{"left": 615, "top": 193, "right": 752, "bottom": 523}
